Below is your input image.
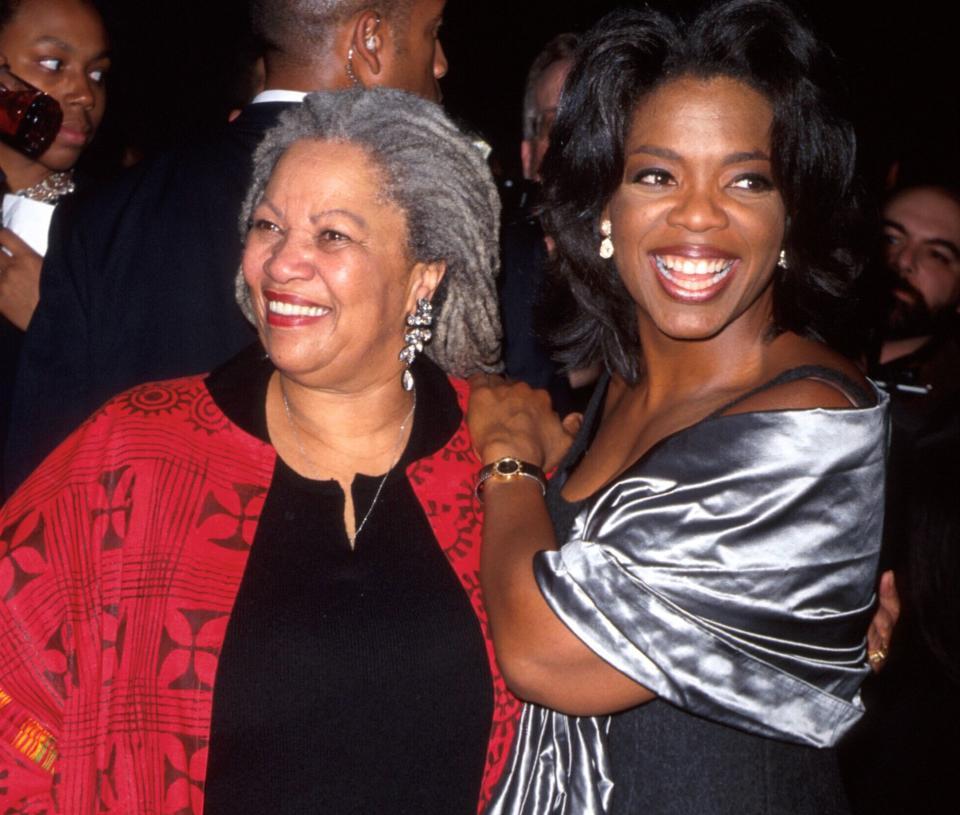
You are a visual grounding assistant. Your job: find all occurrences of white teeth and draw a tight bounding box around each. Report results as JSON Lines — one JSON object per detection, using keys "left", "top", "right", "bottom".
{"left": 267, "top": 300, "right": 328, "bottom": 317}
{"left": 654, "top": 256, "right": 733, "bottom": 292}
{"left": 655, "top": 255, "right": 734, "bottom": 275}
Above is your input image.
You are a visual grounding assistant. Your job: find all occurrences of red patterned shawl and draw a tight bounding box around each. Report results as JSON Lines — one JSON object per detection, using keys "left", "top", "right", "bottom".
{"left": 0, "top": 375, "right": 520, "bottom": 813}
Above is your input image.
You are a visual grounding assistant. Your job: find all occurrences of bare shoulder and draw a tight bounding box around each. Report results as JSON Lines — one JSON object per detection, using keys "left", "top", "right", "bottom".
{"left": 728, "top": 334, "right": 871, "bottom": 414}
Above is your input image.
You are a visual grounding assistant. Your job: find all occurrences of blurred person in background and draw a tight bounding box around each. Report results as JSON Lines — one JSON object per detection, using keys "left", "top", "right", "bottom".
{"left": 500, "top": 32, "right": 590, "bottom": 415}
{"left": 869, "top": 183, "right": 960, "bottom": 442}
{"left": 520, "top": 32, "right": 577, "bottom": 184}
{"left": 840, "top": 179, "right": 960, "bottom": 815}
{"left": 0, "top": 0, "right": 110, "bottom": 500}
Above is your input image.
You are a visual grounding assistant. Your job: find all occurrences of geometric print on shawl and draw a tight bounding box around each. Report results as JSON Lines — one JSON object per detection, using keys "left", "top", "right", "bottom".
{"left": 1, "top": 377, "right": 274, "bottom": 814}
{"left": 407, "top": 378, "right": 522, "bottom": 812}
{"left": 1, "top": 374, "right": 520, "bottom": 813}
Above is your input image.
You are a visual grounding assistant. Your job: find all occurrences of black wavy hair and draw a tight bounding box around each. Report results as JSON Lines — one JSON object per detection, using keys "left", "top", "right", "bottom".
{"left": 540, "top": 0, "right": 862, "bottom": 381}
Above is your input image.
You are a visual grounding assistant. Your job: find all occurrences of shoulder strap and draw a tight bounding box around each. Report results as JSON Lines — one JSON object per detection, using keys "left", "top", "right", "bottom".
{"left": 546, "top": 372, "right": 611, "bottom": 539}
{"left": 709, "top": 364, "right": 874, "bottom": 419}
{"left": 564, "top": 371, "right": 610, "bottom": 466}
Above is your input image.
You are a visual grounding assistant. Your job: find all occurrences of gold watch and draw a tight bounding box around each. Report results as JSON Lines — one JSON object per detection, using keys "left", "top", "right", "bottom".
{"left": 475, "top": 456, "right": 547, "bottom": 500}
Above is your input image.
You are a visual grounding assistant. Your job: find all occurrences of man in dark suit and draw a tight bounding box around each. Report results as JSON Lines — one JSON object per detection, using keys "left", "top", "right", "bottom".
{"left": 4, "top": 0, "right": 448, "bottom": 494}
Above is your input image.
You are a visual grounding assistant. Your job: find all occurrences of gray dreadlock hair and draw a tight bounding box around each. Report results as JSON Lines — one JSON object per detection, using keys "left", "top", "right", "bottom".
{"left": 250, "top": 0, "right": 412, "bottom": 62}
{"left": 236, "top": 88, "right": 503, "bottom": 376}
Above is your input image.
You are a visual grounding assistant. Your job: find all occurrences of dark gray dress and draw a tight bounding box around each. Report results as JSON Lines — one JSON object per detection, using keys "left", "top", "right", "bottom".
{"left": 488, "top": 369, "right": 889, "bottom": 814}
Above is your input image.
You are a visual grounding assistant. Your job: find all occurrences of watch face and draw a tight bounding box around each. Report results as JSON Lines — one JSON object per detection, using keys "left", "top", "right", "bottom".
{"left": 495, "top": 458, "right": 521, "bottom": 477}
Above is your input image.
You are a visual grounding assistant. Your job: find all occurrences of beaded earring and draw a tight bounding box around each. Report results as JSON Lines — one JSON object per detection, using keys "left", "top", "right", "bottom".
{"left": 399, "top": 298, "right": 433, "bottom": 391}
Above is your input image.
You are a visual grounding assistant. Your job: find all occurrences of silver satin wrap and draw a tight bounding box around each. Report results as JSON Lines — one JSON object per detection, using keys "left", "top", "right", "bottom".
{"left": 488, "top": 394, "right": 889, "bottom": 814}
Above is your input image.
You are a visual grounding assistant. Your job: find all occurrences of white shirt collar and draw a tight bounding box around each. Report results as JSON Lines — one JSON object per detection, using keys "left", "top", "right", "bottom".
{"left": 251, "top": 90, "right": 307, "bottom": 105}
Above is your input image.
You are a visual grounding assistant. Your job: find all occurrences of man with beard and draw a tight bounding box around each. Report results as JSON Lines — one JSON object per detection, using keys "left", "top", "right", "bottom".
{"left": 869, "top": 181, "right": 960, "bottom": 573}
{"left": 871, "top": 186, "right": 960, "bottom": 439}
{"left": 840, "top": 182, "right": 960, "bottom": 815}
{"left": 870, "top": 183, "right": 960, "bottom": 444}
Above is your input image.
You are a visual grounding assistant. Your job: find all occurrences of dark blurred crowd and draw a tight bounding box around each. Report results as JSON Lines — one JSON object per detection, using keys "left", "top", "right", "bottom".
{"left": 1, "top": 1, "right": 957, "bottom": 813}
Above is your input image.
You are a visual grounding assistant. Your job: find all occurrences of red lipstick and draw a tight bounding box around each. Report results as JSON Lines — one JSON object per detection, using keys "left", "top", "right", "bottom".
{"left": 263, "top": 290, "right": 331, "bottom": 328}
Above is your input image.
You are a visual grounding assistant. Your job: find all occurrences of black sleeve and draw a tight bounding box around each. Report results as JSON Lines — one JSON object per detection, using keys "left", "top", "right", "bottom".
{"left": 3, "top": 196, "right": 97, "bottom": 493}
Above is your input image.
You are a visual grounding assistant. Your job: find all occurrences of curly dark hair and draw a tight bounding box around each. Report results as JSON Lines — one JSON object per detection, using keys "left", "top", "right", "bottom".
{"left": 540, "top": 0, "right": 862, "bottom": 381}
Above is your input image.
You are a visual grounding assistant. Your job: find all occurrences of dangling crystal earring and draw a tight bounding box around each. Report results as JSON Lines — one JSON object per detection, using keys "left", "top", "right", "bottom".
{"left": 599, "top": 219, "right": 614, "bottom": 259}
{"left": 777, "top": 249, "right": 788, "bottom": 270}
{"left": 345, "top": 47, "right": 362, "bottom": 87}
{"left": 399, "top": 298, "right": 433, "bottom": 391}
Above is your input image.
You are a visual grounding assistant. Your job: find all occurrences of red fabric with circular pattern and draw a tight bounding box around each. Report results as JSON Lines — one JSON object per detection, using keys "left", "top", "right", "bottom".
{"left": 0, "top": 375, "right": 519, "bottom": 813}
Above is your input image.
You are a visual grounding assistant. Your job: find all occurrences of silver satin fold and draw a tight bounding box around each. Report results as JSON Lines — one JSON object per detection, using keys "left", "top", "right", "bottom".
{"left": 489, "top": 393, "right": 889, "bottom": 814}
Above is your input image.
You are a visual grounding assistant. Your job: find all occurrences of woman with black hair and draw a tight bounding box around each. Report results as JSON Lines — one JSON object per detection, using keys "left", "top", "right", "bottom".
{"left": 471, "top": 2, "right": 891, "bottom": 812}
{"left": 0, "top": 0, "right": 109, "bottom": 327}
{"left": 0, "top": 0, "right": 110, "bottom": 499}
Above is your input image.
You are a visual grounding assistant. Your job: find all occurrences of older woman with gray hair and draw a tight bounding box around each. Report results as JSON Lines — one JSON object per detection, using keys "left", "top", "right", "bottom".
{"left": 0, "top": 88, "right": 519, "bottom": 814}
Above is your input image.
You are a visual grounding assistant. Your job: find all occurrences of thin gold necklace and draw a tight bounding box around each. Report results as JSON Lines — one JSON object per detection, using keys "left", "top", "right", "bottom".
{"left": 279, "top": 381, "right": 416, "bottom": 547}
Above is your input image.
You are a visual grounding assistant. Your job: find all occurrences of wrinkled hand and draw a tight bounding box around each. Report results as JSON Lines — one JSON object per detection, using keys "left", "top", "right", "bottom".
{"left": 867, "top": 570, "right": 900, "bottom": 672}
{"left": 467, "top": 374, "right": 579, "bottom": 471}
{"left": 0, "top": 228, "right": 42, "bottom": 330}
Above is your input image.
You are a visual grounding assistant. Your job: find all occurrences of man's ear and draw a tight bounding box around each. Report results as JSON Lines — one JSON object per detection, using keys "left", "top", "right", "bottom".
{"left": 350, "top": 10, "right": 383, "bottom": 78}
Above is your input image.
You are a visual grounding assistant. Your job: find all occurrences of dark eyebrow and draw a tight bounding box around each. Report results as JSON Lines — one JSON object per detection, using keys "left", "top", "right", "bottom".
{"left": 628, "top": 146, "right": 770, "bottom": 165}
{"left": 34, "top": 35, "right": 73, "bottom": 50}
{"left": 882, "top": 219, "right": 960, "bottom": 259}
{"left": 629, "top": 145, "right": 681, "bottom": 161}
{"left": 35, "top": 35, "right": 110, "bottom": 61}
{"left": 722, "top": 150, "right": 770, "bottom": 165}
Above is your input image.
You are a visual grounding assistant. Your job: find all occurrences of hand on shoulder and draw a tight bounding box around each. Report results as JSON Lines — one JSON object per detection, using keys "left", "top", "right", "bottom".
{"left": 467, "top": 374, "right": 576, "bottom": 470}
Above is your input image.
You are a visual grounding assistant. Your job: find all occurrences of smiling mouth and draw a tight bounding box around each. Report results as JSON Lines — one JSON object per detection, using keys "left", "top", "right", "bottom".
{"left": 267, "top": 300, "right": 329, "bottom": 318}
{"left": 652, "top": 254, "right": 736, "bottom": 297}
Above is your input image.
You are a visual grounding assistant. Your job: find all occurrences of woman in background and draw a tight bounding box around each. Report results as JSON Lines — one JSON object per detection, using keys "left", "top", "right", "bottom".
{"left": 0, "top": 0, "right": 110, "bottom": 499}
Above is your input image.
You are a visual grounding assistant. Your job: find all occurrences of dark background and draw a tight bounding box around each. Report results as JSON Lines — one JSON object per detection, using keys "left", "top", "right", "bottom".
{"left": 91, "top": 0, "right": 959, "bottom": 194}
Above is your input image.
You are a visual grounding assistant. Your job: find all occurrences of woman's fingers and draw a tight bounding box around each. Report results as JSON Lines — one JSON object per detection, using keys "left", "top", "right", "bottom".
{"left": 467, "top": 375, "right": 568, "bottom": 467}
{"left": 866, "top": 570, "right": 899, "bottom": 672}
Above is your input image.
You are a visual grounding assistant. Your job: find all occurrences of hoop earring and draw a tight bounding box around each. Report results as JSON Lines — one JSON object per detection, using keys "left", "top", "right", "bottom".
{"left": 777, "top": 249, "right": 788, "bottom": 270}
{"left": 399, "top": 298, "right": 433, "bottom": 392}
{"left": 599, "top": 219, "right": 614, "bottom": 259}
